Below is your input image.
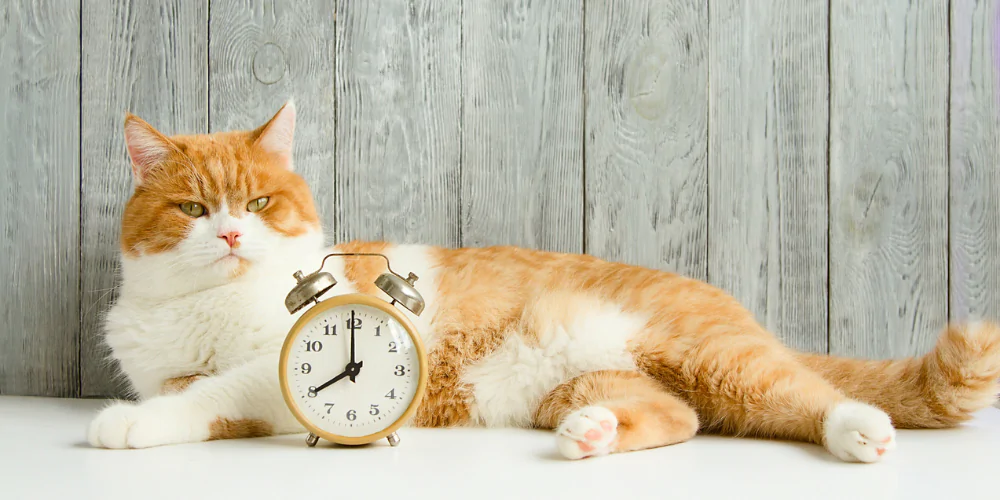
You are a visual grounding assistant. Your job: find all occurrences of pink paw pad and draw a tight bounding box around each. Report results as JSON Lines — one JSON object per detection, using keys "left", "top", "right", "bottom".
{"left": 555, "top": 406, "right": 620, "bottom": 460}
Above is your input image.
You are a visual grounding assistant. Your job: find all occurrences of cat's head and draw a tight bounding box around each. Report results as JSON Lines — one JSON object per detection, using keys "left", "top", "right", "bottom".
{"left": 120, "top": 101, "right": 322, "bottom": 287}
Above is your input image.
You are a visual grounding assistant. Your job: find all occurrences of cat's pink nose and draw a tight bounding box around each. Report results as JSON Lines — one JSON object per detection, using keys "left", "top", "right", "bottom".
{"left": 218, "top": 230, "right": 241, "bottom": 248}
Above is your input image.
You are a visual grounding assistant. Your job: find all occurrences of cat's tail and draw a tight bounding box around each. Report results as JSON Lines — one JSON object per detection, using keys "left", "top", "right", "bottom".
{"left": 797, "top": 322, "right": 1000, "bottom": 429}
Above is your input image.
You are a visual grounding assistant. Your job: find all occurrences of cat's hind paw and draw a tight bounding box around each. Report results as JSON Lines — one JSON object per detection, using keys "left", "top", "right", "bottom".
{"left": 88, "top": 398, "right": 210, "bottom": 449}
{"left": 824, "top": 401, "right": 897, "bottom": 463}
{"left": 555, "top": 405, "right": 618, "bottom": 460}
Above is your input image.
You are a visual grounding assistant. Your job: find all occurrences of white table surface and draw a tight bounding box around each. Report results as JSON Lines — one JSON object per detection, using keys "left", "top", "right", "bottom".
{"left": 1, "top": 396, "right": 998, "bottom": 500}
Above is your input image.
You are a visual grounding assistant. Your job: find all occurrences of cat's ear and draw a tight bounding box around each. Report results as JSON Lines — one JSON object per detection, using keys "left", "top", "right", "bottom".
{"left": 252, "top": 100, "right": 296, "bottom": 170}
{"left": 124, "top": 113, "right": 176, "bottom": 185}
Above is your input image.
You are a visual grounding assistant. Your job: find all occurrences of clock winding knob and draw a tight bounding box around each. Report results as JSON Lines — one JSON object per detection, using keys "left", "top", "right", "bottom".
{"left": 374, "top": 272, "right": 425, "bottom": 316}
{"left": 284, "top": 270, "right": 338, "bottom": 314}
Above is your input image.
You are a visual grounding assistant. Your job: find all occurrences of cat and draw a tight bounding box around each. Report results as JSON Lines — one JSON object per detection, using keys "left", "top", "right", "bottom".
{"left": 88, "top": 100, "right": 1000, "bottom": 463}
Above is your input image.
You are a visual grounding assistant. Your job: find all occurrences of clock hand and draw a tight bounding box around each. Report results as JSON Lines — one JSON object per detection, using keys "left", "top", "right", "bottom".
{"left": 350, "top": 312, "right": 356, "bottom": 362}
{"left": 312, "top": 361, "right": 363, "bottom": 394}
{"left": 313, "top": 368, "right": 349, "bottom": 394}
{"left": 349, "top": 310, "right": 358, "bottom": 382}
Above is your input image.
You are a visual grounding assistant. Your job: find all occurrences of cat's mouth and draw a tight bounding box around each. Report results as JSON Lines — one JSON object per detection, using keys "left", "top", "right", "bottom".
{"left": 215, "top": 251, "right": 248, "bottom": 265}
{"left": 215, "top": 252, "right": 252, "bottom": 278}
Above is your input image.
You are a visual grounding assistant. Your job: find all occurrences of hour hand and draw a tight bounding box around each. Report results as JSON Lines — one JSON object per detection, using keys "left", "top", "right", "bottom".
{"left": 313, "top": 362, "right": 362, "bottom": 394}
{"left": 313, "top": 369, "right": 350, "bottom": 394}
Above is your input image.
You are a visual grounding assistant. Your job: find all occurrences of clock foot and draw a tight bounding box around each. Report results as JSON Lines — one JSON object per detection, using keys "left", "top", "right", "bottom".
{"left": 387, "top": 432, "right": 400, "bottom": 447}
{"left": 306, "top": 433, "right": 319, "bottom": 447}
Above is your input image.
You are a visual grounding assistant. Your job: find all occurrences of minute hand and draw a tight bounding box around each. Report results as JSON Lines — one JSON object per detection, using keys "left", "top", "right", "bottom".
{"left": 349, "top": 310, "right": 358, "bottom": 382}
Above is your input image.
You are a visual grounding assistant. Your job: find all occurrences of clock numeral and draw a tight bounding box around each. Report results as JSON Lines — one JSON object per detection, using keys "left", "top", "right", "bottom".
{"left": 346, "top": 409, "right": 357, "bottom": 421}
{"left": 369, "top": 404, "right": 380, "bottom": 416}
{"left": 375, "top": 326, "right": 381, "bottom": 337}
{"left": 324, "top": 403, "right": 335, "bottom": 414}
{"left": 388, "top": 341, "right": 397, "bottom": 353}
{"left": 394, "top": 365, "right": 407, "bottom": 376}
{"left": 347, "top": 316, "right": 362, "bottom": 330}
{"left": 385, "top": 389, "right": 397, "bottom": 399}
{"left": 307, "top": 386, "right": 317, "bottom": 398}
{"left": 300, "top": 362, "right": 312, "bottom": 374}
{"left": 304, "top": 340, "right": 322, "bottom": 352}
{"left": 323, "top": 324, "right": 336, "bottom": 336}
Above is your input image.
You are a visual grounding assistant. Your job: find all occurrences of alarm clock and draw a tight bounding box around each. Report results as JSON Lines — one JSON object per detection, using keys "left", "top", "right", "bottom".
{"left": 278, "top": 253, "right": 428, "bottom": 448}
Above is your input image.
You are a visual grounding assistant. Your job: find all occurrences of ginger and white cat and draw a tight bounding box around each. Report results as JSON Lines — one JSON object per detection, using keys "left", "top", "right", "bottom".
{"left": 88, "top": 101, "right": 1000, "bottom": 462}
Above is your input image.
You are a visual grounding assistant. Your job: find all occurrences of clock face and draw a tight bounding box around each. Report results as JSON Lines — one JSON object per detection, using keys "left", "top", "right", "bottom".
{"left": 283, "top": 301, "right": 422, "bottom": 439}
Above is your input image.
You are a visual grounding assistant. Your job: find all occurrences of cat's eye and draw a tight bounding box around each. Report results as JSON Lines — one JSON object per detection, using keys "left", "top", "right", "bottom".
{"left": 179, "top": 201, "right": 206, "bottom": 218}
{"left": 247, "top": 196, "right": 270, "bottom": 213}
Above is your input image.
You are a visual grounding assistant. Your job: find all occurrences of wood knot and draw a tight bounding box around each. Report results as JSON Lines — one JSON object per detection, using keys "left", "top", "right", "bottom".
{"left": 839, "top": 167, "right": 895, "bottom": 245}
{"left": 628, "top": 43, "right": 671, "bottom": 120}
{"left": 626, "top": 30, "right": 702, "bottom": 122}
{"left": 253, "top": 43, "right": 287, "bottom": 85}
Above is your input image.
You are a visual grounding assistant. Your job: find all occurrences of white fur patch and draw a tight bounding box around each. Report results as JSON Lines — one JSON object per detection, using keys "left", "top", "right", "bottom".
{"left": 88, "top": 355, "right": 306, "bottom": 448}
{"left": 463, "top": 300, "right": 645, "bottom": 427}
{"left": 824, "top": 401, "right": 897, "bottom": 463}
{"left": 88, "top": 396, "right": 212, "bottom": 449}
{"left": 381, "top": 244, "right": 441, "bottom": 349}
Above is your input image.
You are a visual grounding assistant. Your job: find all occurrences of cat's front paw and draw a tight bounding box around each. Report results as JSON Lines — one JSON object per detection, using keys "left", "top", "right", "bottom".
{"left": 88, "top": 398, "right": 211, "bottom": 449}
{"left": 556, "top": 406, "right": 619, "bottom": 460}
{"left": 824, "top": 402, "right": 897, "bottom": 463}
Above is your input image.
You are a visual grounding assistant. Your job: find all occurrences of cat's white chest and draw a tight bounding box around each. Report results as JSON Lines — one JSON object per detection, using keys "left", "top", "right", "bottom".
{"left": 105, "top": 275, "right": 296, "bottom": 398}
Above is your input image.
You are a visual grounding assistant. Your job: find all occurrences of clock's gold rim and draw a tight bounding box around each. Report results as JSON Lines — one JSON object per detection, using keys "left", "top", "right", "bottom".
{"left": 278, "top": 293, "right": 429, "bottom": 446}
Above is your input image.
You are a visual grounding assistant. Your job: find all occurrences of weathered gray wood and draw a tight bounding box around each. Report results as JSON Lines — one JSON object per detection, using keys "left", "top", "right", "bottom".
{"left": 0, "top": 1, "right": 80, "bottom": 396}
{"left": 5, "top": 0, "right": 995, "bottom": 395}
{"left": 210, "top": 0, "right": 336, "bottom": 238}
{"left": 584, "top": 0, "right": 708, "bottom": 279}
{"left": 829, "top": 0, "right": 949, "bottom": 358}
{"left": 460, "top": 2, "right": 583, "bottom": 252}
{"left": 708, "top": 0, "right": 829, "bottom": 353}
{"left": 950, "top": 0, "right": 1000, "bottom": 323}
{"left": 81, "top": 1, "right": 208, "bottom": 397}
{"left": 334, "top": 1, "right": 461, "bottom": 246}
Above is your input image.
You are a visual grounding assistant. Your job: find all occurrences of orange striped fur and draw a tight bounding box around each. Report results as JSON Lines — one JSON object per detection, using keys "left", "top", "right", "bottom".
{"left": 335, "top": 243, "right": 1000, "bottom": 451}
{"left": 117, "top": 102, "right": 999, "bottom": 461}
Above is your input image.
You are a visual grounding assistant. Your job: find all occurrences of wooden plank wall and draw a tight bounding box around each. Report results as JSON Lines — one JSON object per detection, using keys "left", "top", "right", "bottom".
{"left": 2, "top": 0, "right": 998, "bottom": 397}
{"left": 1, "top": 1, "right": 80, "bottom": 396}
{"left": 464, "top": 2, "right": 583, "bottom": 252}
{"left": 951, "top": 0, "right": 1000, "bottom": 325}
{"left": 829, "top": 0, "right": 950, "bottom": 359}
{"left": 335, "top": 1, "right": 461, "bottom": 247}
{"left": 585, "top": 0, "right": 708, "bottom": 279}
{"left": 709, "top": 0, "right": 829, "bottom": 352}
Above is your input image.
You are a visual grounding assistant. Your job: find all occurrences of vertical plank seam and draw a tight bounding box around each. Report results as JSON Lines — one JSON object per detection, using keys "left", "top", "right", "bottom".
{"left": 332, "top": 0, "right": 339, "bottom": 242}
{"left": 457, "top": 0, "right": 464, "bottom": 248}
{"left": 704, "top": 0, "right": 712, "bottom": 284}
{"left": 581, "top": 0, "right": 587, "bottom": 255}
{"left": 207, "top": 0, "right": 212, "bottom": 132}
{"left": 946, "top": 0, "right": 952, "bottom": 322}
{"left": 77, "top": 0, "right": 84, "bottom": 397}
{"left": 825, "top": 0, "right": 833, "bottom": 354}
